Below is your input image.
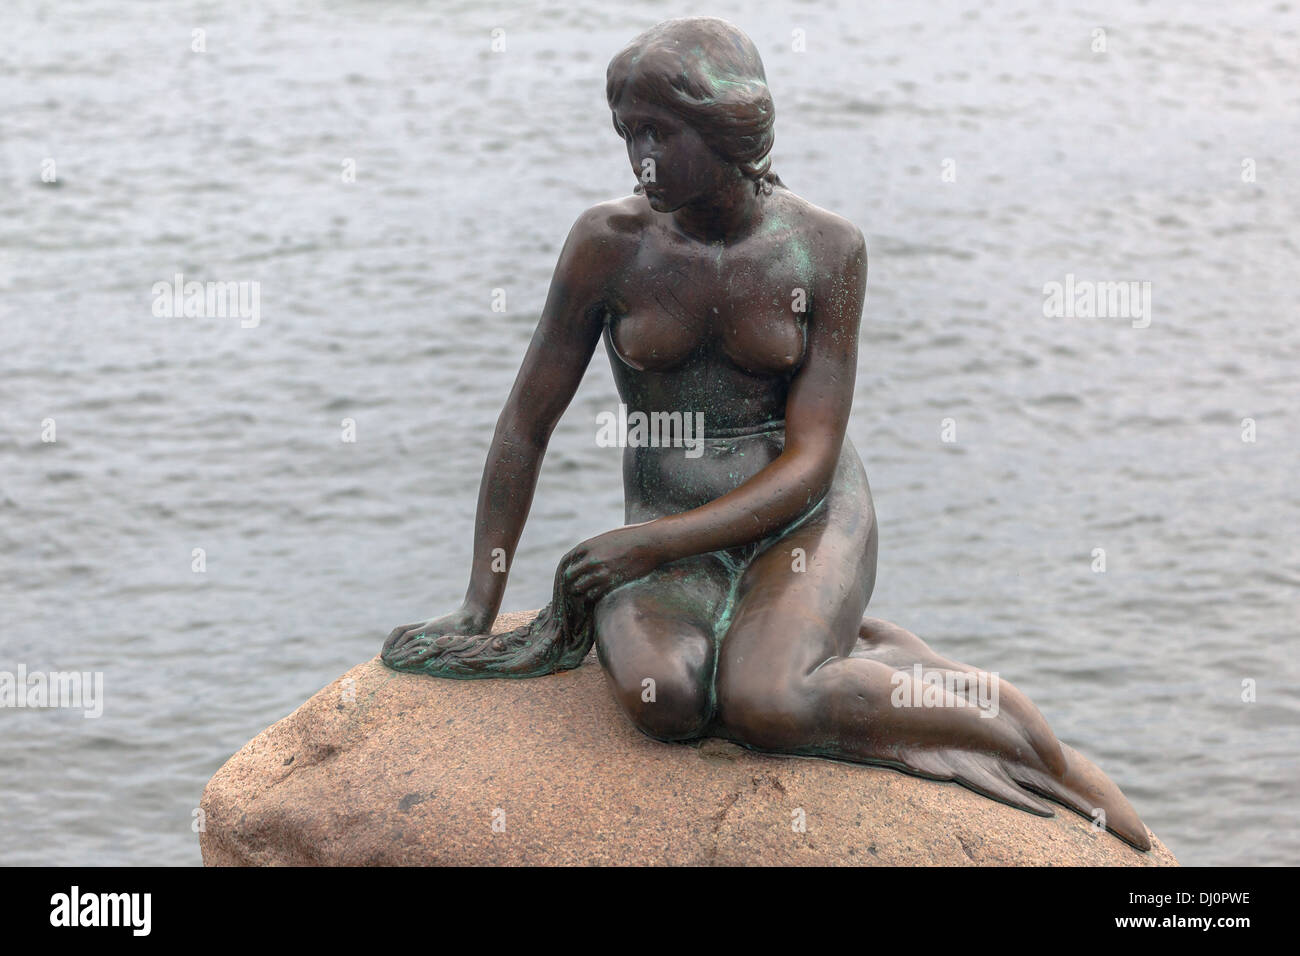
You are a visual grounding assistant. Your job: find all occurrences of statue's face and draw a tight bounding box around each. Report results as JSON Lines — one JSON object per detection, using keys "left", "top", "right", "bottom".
{"left": 611, "top": 96, "right": 733, "bottom": 213}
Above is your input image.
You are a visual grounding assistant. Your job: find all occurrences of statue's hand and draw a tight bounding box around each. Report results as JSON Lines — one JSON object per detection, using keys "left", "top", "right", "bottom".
{"left": 382, "top": 604, "right": 491, "bottom": 662}
{"left": 562, "top": 525, "right": 666, "bottom": 604}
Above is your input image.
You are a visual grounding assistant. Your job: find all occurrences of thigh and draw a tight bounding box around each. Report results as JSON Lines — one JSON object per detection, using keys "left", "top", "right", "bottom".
{"left": 718, "top": 441, "right": 878, "bottom": 690}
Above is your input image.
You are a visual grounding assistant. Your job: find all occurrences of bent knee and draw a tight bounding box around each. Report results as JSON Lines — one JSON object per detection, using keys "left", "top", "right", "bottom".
{"left": 598, "top": 628, "right": 713, "bottom": 742}
{"left": 594, "top": 585, "right": 720, "bottom": 741}
{"left": 607, "top": 666, "right": 711, "bottom": 741}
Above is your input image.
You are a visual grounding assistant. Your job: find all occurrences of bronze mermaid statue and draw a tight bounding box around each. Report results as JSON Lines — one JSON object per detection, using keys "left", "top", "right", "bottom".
{"left": 381, "top": 16, "right": 1151, "bottom": 851}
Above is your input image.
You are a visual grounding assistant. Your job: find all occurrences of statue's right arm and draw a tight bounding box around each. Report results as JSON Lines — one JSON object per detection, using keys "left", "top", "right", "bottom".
{"left": 384, "top": 205, "right": 617, "bottom": 652}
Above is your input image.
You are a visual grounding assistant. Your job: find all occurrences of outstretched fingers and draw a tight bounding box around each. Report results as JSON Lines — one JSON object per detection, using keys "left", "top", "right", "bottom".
{"left": 384, "top": 622, "right": 428, "bottom": 655}
{"left": 389, "top": 635, "right": 451, "bottom": 667}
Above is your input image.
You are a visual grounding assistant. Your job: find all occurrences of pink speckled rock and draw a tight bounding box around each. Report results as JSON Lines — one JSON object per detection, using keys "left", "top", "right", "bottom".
{"left": 199, "top": 610, "right": 1176, "bottom": 866}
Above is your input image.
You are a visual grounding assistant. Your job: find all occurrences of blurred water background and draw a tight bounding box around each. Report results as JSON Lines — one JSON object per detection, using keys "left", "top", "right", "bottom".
{"left": 1, "top": 0, "right": 1297, "bottom": 865}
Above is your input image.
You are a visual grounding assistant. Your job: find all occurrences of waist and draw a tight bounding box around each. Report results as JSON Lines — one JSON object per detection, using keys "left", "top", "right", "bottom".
{"left": 701, "top": 418, "right": 785, "bottom": 439}
{"left": 621, "top": 419, "right": 799, "bottom": 518}
{"left": 612, "top": 412, "right": 785, "bottom": 452}
{"left": 621, "top": 418, "right": 785, "bottom": 458}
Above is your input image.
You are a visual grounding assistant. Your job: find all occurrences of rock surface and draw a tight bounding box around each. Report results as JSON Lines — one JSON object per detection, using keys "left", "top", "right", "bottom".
{"left": 200, "top": 611, "right": 1177, "bottom": 866}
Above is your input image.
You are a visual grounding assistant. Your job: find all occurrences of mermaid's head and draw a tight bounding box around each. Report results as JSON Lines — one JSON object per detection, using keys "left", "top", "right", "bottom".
{"left": 606, "top": 17, "right": 782, "bottom": 209}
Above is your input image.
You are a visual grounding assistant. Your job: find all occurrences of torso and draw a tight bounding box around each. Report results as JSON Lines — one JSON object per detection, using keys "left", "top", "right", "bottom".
{"left": 587, "top": 187, "right": 854, "bottom": 519}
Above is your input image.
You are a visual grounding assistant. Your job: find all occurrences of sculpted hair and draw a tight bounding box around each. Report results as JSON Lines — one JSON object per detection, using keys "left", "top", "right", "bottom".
{"left": 605, "top": 17, "right": 784, "bottom": 195}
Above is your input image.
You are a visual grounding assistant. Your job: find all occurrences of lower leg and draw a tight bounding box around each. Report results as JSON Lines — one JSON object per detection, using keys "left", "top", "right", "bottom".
{"left": 718, "top": 639, "right": 1150, "bottom": 849}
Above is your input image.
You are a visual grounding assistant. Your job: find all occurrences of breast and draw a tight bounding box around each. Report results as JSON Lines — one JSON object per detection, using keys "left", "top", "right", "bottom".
{"left": 608, "top": 305, "right": 806, "bottom": 376}
{"left": 718, "top": 307, "right": 807, "bottom": 376}
{"left": 607, "top": 309, "right": 703, "bottom": 372}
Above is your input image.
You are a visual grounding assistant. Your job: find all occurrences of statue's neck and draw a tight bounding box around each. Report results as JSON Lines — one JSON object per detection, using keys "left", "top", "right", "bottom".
{"left": 670, "top": 178, "right": 763, "bottom": 244}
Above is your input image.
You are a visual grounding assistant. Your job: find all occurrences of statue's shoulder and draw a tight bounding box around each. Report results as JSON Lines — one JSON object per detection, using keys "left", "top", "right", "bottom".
{"left": 558, "top": 195, "right": 648, "bottom": 271}
{"left": 571, "top": 194, "right": 651, "bottom": 240}
{"left": 775, "top": 189, "right": 867, "bottom": 266}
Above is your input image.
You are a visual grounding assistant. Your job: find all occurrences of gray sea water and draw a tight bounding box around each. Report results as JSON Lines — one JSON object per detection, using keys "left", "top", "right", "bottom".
{"left": 2, "top": 0, "right": 1297, "bottom": 867}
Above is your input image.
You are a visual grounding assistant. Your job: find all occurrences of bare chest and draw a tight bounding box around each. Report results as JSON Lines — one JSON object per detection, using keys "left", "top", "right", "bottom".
{"left": 604, "top": 241, "right": 812, "bottom": 377}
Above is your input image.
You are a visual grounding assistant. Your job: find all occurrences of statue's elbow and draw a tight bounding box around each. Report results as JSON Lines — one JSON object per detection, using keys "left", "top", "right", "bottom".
{"left": 787, "top": 456, "right": 837, "bottom": 521}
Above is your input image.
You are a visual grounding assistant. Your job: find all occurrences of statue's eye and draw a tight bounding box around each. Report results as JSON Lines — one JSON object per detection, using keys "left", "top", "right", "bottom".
{"left": 640, "top": 124, "right": 657, "bottom": 139}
